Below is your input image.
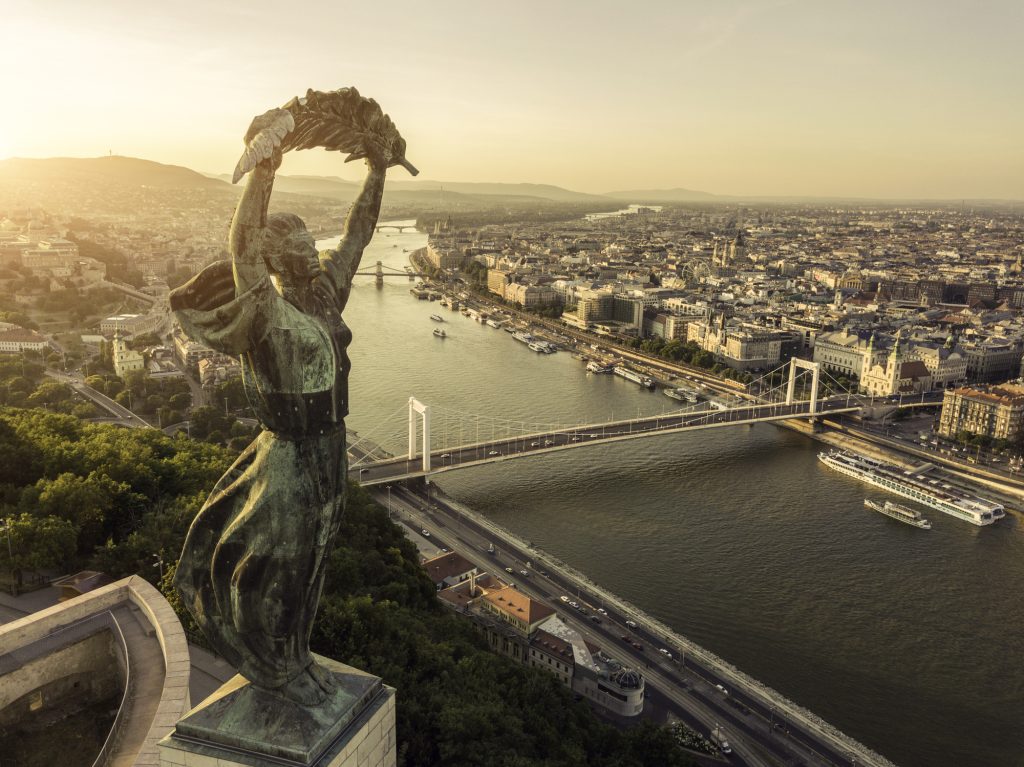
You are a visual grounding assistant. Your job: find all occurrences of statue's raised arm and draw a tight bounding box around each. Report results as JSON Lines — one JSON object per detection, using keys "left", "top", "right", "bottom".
{"left": 233, "top": 88, "right": 417, "bottom": 304}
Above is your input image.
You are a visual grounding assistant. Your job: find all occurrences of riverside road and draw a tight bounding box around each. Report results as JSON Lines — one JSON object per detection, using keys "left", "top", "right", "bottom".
{"left": 380, "top": 481, "right": 885, "bottom": 767}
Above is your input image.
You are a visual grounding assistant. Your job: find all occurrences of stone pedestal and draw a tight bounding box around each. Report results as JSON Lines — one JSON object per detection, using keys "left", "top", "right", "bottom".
{"left": 159, "top": 656, "right": 395, "bottom": 767}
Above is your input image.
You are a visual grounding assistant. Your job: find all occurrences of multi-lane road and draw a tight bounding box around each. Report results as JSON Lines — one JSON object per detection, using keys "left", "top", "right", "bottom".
{"left": 379, "top": 483, "right": 889, "bottom": 767}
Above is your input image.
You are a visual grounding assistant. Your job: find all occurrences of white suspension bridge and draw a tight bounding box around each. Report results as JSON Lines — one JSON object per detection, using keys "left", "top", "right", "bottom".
{"left": 349, "top": 359, "right": 942, "bottom": 486}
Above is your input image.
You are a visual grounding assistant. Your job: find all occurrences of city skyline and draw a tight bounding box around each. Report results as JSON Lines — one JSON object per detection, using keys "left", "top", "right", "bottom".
{"left": 2, "top": 0, "right": 1022, "bottom": 200}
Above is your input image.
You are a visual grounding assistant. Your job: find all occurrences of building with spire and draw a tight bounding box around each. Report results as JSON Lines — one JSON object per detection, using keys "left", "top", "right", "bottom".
{"left": 111, "top": 332, "right": 144, "bottom": 378}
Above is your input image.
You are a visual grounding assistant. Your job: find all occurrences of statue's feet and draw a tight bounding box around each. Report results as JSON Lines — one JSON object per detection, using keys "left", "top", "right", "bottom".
{"left": 271, "top": 663, "right": 338, "bottom": 706}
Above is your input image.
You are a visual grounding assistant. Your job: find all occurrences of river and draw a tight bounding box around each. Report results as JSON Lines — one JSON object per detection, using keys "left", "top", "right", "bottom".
{"left": 324, "top": 223, "right": 1024, "bottom": 767}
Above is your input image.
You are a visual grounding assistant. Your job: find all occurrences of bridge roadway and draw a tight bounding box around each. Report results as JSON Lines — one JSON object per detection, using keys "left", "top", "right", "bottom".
{"left": 354, "top": 397, "right": 863, "bottom": 486}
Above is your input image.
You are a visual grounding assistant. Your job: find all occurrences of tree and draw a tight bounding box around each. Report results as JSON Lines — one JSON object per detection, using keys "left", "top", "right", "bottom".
{"left": 26, "top": 381, "right": 74, "bottom": 410}
{"left": 0, "top": 513, "right": 77, "bottom": 574}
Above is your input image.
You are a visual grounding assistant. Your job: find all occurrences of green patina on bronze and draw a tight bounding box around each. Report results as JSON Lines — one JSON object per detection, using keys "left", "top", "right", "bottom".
{"left": 169, "top": 89, "right": 414, "bottom": 709}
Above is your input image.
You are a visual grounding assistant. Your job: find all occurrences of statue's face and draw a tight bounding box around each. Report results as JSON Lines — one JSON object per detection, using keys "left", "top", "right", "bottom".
{"left": 270, "top": 229, "right": 321, "bottom": 283}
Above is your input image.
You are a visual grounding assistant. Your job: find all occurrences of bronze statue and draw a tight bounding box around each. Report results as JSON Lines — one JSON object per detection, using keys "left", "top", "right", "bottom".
{"left": 169, "top": 89, "right": 416, "bottom": 706}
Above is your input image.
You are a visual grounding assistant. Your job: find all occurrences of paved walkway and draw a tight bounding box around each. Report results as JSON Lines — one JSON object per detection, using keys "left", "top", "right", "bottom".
{"left": 107, "top": 604, "right": 165, "bottom": 767}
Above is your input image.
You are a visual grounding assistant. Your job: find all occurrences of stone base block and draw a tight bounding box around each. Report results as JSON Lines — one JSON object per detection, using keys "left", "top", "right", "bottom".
{"left": 158, "top": 655, "right": 395, "bottom": 767}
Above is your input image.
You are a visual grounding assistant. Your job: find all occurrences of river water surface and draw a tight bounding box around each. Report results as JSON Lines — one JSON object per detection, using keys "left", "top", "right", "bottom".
{"left": 327, "top": 224, "right": 1024, "bottom": 767}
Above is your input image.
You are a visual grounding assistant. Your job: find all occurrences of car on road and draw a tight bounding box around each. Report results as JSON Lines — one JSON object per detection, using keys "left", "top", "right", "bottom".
{"left": 658, "top": 648, "right": 673, "bottom": 659}
{"left": 715, "top": 684, "right": 729, "bottom": 695}
{"left": 543, "top": 439, "right": 555, "bottom": 446}
{"left": 420, "top": 529, "right": 430, "bottom": 537}
{"left": 596, "top": 608, "right": 607, "bottom": 615}
{"left": 488, "top": 450, "right": 501, "bottom": 456}
{"left": 625, "top": 620, "right": 638, "bottom": 629}
{"left": 560, "top": 596, "right": 569, "bottom": 603}
{"left": 505, "top": 567, "right": 514, "bottom": 574}
{"left": 632, "top": 642, "right": 644, "bottom": 651}
{"left": 530, "top": 441, "right": 540, "bottom": 447}
{"left": 590, "top": 615, "right": 602, "bottom": 624}
{"left": 520, "top": 570, "right": 529, "bottom": 577}
{"left": 440, "top": 453, "right": 451, "bottom": 459}
{"left": 621, "top": 635, "right": 630, "bottom": 642}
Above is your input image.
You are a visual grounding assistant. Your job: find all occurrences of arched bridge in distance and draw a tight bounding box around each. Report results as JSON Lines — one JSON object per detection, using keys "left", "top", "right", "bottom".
{"left": 348, "top": 359, "right": 944, "bottom": 486}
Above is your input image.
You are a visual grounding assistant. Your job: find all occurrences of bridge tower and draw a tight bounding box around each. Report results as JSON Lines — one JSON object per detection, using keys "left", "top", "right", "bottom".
{"left": 375, "top": 260, "right": 384, "bottom": 288}
{"left": 408, "top": 397, "right": 431, "bottom": 471}
{"left": 785, "top": 359, "right": 821, "bottom": 414}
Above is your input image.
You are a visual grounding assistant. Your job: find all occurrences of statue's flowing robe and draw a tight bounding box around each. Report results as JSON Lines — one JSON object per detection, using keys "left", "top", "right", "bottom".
{"left": 169, "top": 255, "right": 353, "bottom": 691}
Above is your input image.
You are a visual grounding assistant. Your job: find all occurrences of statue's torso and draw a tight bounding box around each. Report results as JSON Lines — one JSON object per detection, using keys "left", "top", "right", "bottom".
{"left": 242, "top": 276, "right": 352, "bottom": 438}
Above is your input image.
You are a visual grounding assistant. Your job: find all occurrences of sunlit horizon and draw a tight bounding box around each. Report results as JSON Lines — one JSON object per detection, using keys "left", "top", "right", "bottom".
{"left": 2, "top": 0, "right": 1022, "bottom": 199}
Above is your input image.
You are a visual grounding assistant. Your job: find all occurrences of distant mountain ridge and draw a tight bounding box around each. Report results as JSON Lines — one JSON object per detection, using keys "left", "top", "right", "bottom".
{"left": 0, "top": 156, "right": 228, "bottom": 189}
{"left": 204, "top": 172, "right": 609, "bottom": 203}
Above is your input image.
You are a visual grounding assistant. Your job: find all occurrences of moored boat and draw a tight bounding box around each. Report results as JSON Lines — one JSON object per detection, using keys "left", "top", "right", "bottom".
{"left": 665, "top": 387, "right": 698, "bottom": 402}
{"left": 819, "top": 450, "right": 1003, "bottom": 526}
{"left": 433, "top": 328, "right": 447, "bottom": 338}
{"left": 430, "top": 314, "right": 444, "bottom": 322}
{"left": 864, "top": 499, "right": 932, "bottom": 529}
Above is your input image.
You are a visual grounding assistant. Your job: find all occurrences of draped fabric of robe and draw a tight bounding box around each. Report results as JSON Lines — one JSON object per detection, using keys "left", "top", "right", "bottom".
{"left": 169, "top": 257, "right": 353, "bottom": 691}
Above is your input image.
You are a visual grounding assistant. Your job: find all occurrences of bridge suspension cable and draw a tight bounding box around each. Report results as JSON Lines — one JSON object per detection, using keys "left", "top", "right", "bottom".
{"left": 348, "top": 403, "right": 410, "bottom": 468}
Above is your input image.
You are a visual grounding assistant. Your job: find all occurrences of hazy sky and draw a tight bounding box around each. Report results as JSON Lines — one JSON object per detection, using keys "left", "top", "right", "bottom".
{"left": 2, "top": 0, "right": 1022, "bottom": 198}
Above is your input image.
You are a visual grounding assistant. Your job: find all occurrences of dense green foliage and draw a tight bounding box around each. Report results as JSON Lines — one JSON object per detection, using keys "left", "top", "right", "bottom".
{"left": 0, "top": 408, "right": 231, "bottom": 574}
{"left": 0, "top": 409, "right": 694, "bottom": 766}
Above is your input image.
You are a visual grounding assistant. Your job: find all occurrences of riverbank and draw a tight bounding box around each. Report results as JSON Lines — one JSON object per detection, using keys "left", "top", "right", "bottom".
{"left": 411, "top": 481, "right": 895, "bottom": 767}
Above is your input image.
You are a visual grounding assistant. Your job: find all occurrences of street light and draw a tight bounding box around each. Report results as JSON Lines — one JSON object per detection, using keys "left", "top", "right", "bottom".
{"left": 2, "top": 517, "right": 15, "bottom": 596}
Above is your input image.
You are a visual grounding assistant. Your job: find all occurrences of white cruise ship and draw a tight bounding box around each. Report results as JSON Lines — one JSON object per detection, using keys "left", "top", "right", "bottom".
{"left": 819, "top": 450, "right": 1004, "bottom": 526}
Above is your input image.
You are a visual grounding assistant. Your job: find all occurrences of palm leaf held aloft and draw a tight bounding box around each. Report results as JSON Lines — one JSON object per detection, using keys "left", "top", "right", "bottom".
{"left": 232, "top": 87, "right": 417, "bottom": 184}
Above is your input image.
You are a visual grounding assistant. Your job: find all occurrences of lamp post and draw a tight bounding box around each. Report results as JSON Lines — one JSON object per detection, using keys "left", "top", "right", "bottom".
{"left": 2, "top": 517, "right": 14, "bottom": 596}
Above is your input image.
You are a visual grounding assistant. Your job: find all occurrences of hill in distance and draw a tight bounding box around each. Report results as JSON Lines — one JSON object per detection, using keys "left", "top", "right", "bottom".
{"left": 206, "top": 172, "right": 611, "bottom": 204}
{"left": 0, "top": 156, "right": 229, "bottom": 190}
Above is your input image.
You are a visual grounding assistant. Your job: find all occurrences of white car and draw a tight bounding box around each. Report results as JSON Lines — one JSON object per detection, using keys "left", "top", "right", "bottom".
{"left": 421, "top": 529, "right": 430, "bottom": 537}
{"left": 560, "top": 595, "right": 569, "bottom": 603}
{"left": 715, "top": 684, "right": 729, "bottom": 695}
{"left": 625, "top": 620, "right": 638, "bottom": 629}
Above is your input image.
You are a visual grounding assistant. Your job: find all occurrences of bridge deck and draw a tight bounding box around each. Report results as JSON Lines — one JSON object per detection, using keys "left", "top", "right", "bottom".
{"left": 353, "top": 398, "right": 864, "bottom": 485}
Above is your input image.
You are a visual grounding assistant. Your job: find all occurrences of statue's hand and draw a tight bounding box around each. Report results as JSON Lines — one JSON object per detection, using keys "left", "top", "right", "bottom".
{"left": 245, "top": 108, "right": 294, "bottom": 144}
{"left": 232, "top": 109, "right": 295, "bottom": 183}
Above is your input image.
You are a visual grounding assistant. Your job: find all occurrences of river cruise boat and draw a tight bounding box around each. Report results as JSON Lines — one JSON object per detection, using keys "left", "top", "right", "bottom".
{"left": 614, "top": 366, "right": 655, "bottom": 390}
{"left": 864, "top": 499, "right": 932, "bottom": 529}
{"left": 818, "top": 450, "right": 1004, "bottom": 526}
{"left": 586, "top": 360, "right": 614, "bottom": 374}
{"left": 512, "top": 331, "right": 535, "bottom": 345}
{"left": 429, "top": 314, "right": 444, "bottom": 322}
{"left": 665, "top": 387, "right": 698, "bottom": 402}
{"left": 432, "top": 328, "right": 447, "bottom": 338}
